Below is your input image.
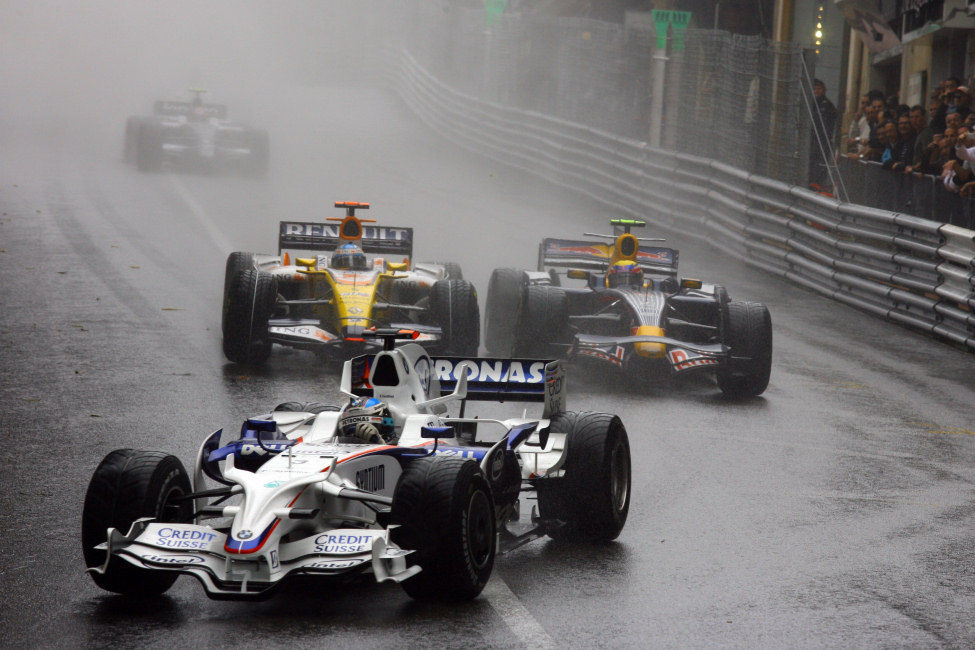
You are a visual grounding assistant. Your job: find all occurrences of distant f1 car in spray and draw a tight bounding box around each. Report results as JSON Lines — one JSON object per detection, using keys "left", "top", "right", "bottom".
{"left": 124, "top": 89, "right": 268, "bottom": 176}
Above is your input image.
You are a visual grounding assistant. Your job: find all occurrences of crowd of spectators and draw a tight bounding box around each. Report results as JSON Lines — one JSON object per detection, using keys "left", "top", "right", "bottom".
{"left": 840, "top": 77, "right": 975, "bottom": 197}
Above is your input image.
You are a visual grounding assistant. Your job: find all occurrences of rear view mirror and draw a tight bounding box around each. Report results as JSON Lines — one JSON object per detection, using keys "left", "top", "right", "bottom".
{"left": 567, "top": 269, "right": 590, "bottom": 280}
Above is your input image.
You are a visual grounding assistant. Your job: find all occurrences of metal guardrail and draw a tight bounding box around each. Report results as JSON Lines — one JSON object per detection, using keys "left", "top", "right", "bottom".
{"left": 389, "top": 51, "right": 975, "bottom": 350}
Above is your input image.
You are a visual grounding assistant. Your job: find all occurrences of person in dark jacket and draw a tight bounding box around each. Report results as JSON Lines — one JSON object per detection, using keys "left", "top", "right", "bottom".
{"left": 883, "top": 115, "right": 916, "bottom": 171}
{"left": 809, "top": 78, "right": 838, "bottom": 187}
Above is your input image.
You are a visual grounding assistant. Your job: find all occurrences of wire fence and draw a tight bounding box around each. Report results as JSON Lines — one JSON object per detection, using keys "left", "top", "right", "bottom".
{"left": 391, "top": 3, "right": 809, "bottom": 185}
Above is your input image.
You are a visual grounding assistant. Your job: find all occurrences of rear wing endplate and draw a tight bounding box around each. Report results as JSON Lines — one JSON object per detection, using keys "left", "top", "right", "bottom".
{"left": 278, "top": 221, "right": 413, "bottom": 257}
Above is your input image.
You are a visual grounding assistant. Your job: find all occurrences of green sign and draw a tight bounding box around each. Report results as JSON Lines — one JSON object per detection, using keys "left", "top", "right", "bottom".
{"left": 485, "top": 0, "right": 507, "bottom": 27}
{"left": 652, "top": 10, "right": 692, "bottom": 51}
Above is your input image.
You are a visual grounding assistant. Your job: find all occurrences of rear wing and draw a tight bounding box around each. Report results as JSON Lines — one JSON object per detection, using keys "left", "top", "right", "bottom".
{"left": 278, "top": 221, "right": 413, "bottom": 257}
{"left": 539, "top": 238, "right": 678, "bottom": 276}
{"left": 348, "top": 353, "right": 566, "bottom": 418}
{"left": 153, "top": 101, "right": 227, "bottom": 119}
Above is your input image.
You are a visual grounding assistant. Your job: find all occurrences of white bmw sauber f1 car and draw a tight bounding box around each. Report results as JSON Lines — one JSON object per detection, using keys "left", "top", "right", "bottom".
{"left": 82, "top": 331, "right": 631, "bottom": 601}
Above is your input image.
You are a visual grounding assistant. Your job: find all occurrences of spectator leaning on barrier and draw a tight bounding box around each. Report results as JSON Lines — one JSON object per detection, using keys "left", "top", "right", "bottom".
{"left": 945, "top": 127, "right": 975, "bottom": 194}
{"left": 909, "top": 105, "right": 933, "bottom": 169}
{"left": 946, "top": 111, "right": 963, "bottom": 132}
{"left": 884, "top": 115, "right": 916, "bottom": 172}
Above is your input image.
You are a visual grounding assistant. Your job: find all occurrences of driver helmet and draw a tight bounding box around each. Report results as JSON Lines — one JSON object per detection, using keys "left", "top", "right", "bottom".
{"left": 331, "top": 243, "right": 369, "bottom": 271}
{"left": 607, "top": 261, "right": 644, "bottom": 288}
{"left": 338, "top": 397, "right": 396, "bottom": 443}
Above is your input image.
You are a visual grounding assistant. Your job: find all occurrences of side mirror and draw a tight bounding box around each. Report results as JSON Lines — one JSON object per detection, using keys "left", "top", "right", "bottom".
{"left": 680, "top": 278, "right": 702, "bottom": 290}
{"left": 387, "top": 262, "right": 409, "bottom": 271}
{"left": 421, "top": 426, "right": 454, "bottom": 439}
{"left": 567, "top": 269, "right": 590, "bottom": 280}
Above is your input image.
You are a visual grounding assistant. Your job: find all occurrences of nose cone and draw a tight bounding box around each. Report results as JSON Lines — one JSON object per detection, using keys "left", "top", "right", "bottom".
{"left": 632, "top": 326, "right": 666, "bottom": 358}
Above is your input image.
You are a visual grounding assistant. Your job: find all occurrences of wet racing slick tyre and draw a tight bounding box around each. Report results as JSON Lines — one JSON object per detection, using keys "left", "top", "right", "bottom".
{"left": 223, "top": 269, "right": 277, "bottom": 365}
{"left": 222, "top": 252, "right": 257, "bottom": 335}
{"left": 135, "top": 124, "right": 163, "bottom": 172}
{"left": 82, "top": 449, "right": 192, "bottom": 595}
{"left": 391, "top": 457, "right": 495, "bottom": 601}
{"left": 123, "top": 116, "right": 143, "bottom": 164}
{"left": 484, "top": 268, "right": 525, "bottom": 357}
{"left": 442, "top": 262, "right": 464, "bottom": 280}
{"left": 536, "top": 411, "right": 631, "bottom": 541}
{"left": 513, "top": 284, "right": 567, "bottom": 358}
{"left": 242, "top": 128, "right": 269, "bottom": 178}
{"left": 273, "top": 402, "right": 340, "bottom": 414}
{"left": 716, "top": 300, "right": 772, "bottom": 398}
{"left": 431, "top": 279, "right": 480, "bottom": 356}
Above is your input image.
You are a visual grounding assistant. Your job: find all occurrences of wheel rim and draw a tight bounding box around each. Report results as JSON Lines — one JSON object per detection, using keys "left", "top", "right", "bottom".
{"left": 466, "top": 489, "right": 493, "bottom": 570}
{"left": 609, "top": 438, "right": 630, "bottom": 514}
{"left": 159, "top": 485, "right": 186, "bottom": 523}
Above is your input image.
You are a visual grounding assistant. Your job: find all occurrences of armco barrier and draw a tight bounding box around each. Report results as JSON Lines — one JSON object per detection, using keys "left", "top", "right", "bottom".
{"left": 389, "top": 52, "right": 975, "bottom": 350}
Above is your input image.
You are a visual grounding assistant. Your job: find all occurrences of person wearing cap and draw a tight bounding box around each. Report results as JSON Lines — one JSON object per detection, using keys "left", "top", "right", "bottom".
{"left": 947, "top": 86, "right": 971, "bottom": 121}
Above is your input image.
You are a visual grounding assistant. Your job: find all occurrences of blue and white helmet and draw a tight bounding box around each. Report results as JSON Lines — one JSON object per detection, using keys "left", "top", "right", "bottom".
{"left": 331, "top": 243, "right": 368, "bottom": 271}
{"left": 338, "top": 397, "right": 395, "bottom": 443}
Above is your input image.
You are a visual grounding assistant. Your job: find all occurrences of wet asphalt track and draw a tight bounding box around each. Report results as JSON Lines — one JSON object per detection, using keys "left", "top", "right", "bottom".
{"left": 2, "top": 85, "right": 975, "bottom": 648}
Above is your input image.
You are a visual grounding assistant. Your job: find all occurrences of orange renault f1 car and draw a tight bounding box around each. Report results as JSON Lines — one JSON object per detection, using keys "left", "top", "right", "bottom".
{"left": 484, "top": 219, "right": 772, "bottom": 397}
{"left": 221, "top": 202, "right": 479, "bottom": 365}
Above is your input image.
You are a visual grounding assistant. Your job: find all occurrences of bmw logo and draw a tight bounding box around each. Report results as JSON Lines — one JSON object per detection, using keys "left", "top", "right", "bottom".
{"left": 236, "top": 530, "right": 253, "bottom": 540}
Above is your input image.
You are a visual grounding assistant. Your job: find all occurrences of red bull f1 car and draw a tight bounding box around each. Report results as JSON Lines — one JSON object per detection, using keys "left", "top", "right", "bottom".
{"left": 82, "top": 330, "right": 631, "bottom": 601}
{"left": 484, "top": 219, "right": 772, "bottom": 397}
{"left": 124, "top": 89, "right": 269, "bottom": 176}
{"left": 221, "top": 201, "right": 479, "bottom": 364}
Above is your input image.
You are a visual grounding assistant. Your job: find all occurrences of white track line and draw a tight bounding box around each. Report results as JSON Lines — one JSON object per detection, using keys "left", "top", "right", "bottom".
{"left": 483, "top": 575, "right": 556, "bottom": 648}
{"left": 170, "top": 173, "right": 552, "bottom": 645}
{"left": 168, "top": 173, "right": 234, "bottom": 255}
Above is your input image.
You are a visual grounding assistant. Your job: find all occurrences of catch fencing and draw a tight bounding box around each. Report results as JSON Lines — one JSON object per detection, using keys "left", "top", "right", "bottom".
{"left": 392, "top": 3, "right": 809, "bottom": 186}
{"left": 389, "top": 50, "right": 975, "bottom": 350}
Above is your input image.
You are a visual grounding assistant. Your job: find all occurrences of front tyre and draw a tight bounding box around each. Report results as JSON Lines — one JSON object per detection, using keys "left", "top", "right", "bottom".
{"left": 717, "top": 300, "right": 772, "bottom": 398}
{"left": 536, "top": 411, "right": 631, "bottom": 541}
{"left": 484, "top": 268, "right": 525, "bottom": 357}
{"left": 222, "top": 252, "right": 257, "bottom": 335}
{"left": 81, "top": 449, "right": 192, "bottom": 595}
{"left": 431, "top": 279, "right": 480, "bottom": 356}
{"left": 391, "top": 457, "right": 495, "bottom": 601}
{"left": 223, "top": 269, "right": 277, "bottom": 365}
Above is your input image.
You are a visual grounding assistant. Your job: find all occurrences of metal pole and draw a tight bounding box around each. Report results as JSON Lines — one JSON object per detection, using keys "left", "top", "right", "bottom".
{"left": 649, "top": 51, "right": 668, "bottom": 147}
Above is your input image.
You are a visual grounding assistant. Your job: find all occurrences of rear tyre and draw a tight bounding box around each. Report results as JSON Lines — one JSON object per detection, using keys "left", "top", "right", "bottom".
{"left": 716, "top": 300, "right": 772, "bottom": 398}
{"left": 431, "top": 279, "right": 479, "bottom": 356}
{"left": 536, "top": 411, "right": 631, "bottom": 541}
{"left": 273, "top": 402, "right": 339, "bottom": 414}
{"left": 222, "top": 252, "right": 257, "bottom": 335}
{"left": 123, "top": 116, "right": 143, "bottom": 164}
{"left": 484, "top": 268, "right": 525, "bottom": 357}
{"left": 242, "top": 128, "right": 269, "bottom": 177}
{"left": 223, "top": 269, "right": 277, "bottom": 365}
{"left": 513, "top": 285, "right": 567, "bottom": 358}
{"left": 391, "top": 457, "right": 495, "bottom": 601}
{"left": 442, "top": 262, "right": 463, "bottom": 280}
{"left": 135, "top": 124, "right": 163, "bottom": 172}
{"left": 82, "top": 449, "right": 192, "bottom": 595}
